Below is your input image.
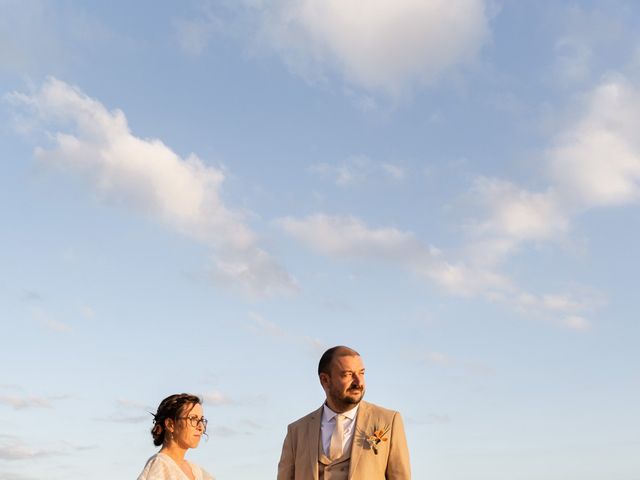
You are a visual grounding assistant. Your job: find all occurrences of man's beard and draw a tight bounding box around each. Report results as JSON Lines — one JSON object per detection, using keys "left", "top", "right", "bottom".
{"left": 331, "top": 386, "right": 364, "bottom": 408}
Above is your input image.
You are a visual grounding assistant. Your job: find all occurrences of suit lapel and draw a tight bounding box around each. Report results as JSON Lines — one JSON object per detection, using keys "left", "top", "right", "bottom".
{"left": 304, "top": 406, "right": 323, "bottom": 480}
{"left": 348, "top": 401, "right": 371, "bottom": 479}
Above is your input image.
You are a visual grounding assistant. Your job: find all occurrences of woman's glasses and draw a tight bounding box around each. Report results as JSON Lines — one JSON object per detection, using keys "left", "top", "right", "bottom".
{"left": 178, "top": 415, "right": 208, "bottom": 428}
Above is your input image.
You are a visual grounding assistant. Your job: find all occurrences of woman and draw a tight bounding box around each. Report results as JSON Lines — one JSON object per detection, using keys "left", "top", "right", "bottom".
{"left": 138, "top": 393, "right": 214, "bottom": 480}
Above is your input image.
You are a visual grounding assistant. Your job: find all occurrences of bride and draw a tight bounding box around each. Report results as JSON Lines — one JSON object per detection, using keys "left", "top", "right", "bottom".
{"left": 138, "top": 393, "right": 214, "bottom": 480}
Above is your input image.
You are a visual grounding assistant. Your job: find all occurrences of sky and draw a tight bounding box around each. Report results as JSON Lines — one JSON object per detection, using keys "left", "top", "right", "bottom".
{"left": 1, "top": 0, "right": 640, "bottom": 479}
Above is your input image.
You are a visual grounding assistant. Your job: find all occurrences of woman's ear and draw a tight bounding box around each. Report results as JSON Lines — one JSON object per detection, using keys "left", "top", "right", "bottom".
{"left": 164, "top": 418, "right": 175, "bottom": 433}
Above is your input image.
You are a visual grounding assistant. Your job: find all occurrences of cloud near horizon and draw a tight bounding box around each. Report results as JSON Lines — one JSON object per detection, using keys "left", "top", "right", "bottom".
{"left": 247, "top": 311, "right": 325, "bottom": 354}
{"left": 0, "top": 435, "right": 62, "bottom": 461}
{"left": 277, "top": 213, "right": 595, "bottom": 328}
{"left": 0, "top": 395, "right": 51, "bottom": 410}
{"left": 7, "top": 78, "right": 296, "bottom": 296}
{"left": 201, "top": 390, "right": 236, "bottom": 406}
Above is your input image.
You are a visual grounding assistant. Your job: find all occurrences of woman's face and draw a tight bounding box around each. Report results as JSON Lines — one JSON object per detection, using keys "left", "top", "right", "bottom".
{"left": 169, "top": 403, "right": 206, "bottom": 449}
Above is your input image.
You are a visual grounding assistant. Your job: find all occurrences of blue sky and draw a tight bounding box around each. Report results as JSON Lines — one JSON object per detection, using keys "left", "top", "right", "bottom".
{"left": 1, "top": 1, "right": 640, "bottom": 479}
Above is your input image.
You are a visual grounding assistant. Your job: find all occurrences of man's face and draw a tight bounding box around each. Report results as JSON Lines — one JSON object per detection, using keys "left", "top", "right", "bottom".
{"left": 321, "top": 354, "right": 366, "bottom": 412}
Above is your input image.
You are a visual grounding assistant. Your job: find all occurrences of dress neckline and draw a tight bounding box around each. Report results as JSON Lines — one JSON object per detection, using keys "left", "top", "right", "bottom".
{"left": 157, "top": 452, "right": 197, "bottom": 480}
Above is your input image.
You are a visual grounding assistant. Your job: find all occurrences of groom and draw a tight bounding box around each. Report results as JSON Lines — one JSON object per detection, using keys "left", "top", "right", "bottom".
{"left": 277, "top": 346, "right": 411, "bottom": 479}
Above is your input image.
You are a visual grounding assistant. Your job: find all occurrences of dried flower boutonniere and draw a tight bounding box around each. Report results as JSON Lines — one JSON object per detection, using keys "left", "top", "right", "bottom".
{"left": 366, "top": 426, "right": 389, "bottom": 454}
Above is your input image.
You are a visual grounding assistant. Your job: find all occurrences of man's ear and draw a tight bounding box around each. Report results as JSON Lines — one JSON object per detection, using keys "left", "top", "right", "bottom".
{"left": 319, "top": 372, "right": 330, "bottom": 389}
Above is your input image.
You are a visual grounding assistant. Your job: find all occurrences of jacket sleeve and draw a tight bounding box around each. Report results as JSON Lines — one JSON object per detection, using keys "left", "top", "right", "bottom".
{"left": 386, "top": 412, "right": 411, "bottom": 479}
{"left": 277, "top": 424, "right": 295, "bottom": 480}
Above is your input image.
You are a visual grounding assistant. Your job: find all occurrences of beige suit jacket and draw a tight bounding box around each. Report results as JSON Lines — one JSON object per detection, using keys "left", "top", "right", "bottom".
{"left": 277, "top": 401, "right": 411, "bottom": 480}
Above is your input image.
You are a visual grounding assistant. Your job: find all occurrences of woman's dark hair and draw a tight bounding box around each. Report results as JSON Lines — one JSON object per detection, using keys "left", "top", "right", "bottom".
{"left": 150, "top": 393, "right": 203, "bottom": 446}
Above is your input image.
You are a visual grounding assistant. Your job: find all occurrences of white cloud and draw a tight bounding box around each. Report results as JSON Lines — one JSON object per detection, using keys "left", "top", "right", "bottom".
{"left": 469, "top": 178, "right": 568, "bottom": 243}
{"left": 0, "top": 390, "right": 68, "bottom": 411}
{"left": 0, "top": 436, "right": 61, "bottom": 461}
{"left": 94, "top": 398, "right": 152, "bottom": 424}
{"left": 201, "top": 388, "right": 270, "bottom": 410}
{"left": 278, "top": 213, "right": 600, "bottom": 327}
{"left": 247, "top": 311, "right": 325, "bottom": 353}
{"left": 553, "top": 36, "right": 593, "bottom": 85}
{"left": 420, "top": 260, "right": 511, "bottom": 297}
{"left": 277, "top": 213, "right": 510, "bottom": 297}
{"left": 0, "top": 2, "right": 64, "bottom": 73}
{"left": 277, "top": 213, "right": 492, "bottom": 293}
{"left": 310, "top": 155, "right": 405, "bottom": 187}
{"left": 550, "top": 4, "right": 636, "bottom": 88}
{"left": 0, "top": 396, "right": 51, "bottom": 410}
{"left": 7, "top": 78, "right": 295, "bottom": 296}
{"left": 426, "top": 352, "right": 450, "bottom": 366}
{"left": 0, "top": 1, "right": 137, "bottom": 77}
{"left": 278, "top": 214, "right": 427, "bottom": 261}
{"left": 501, "top": 289, "right": 602, "bottom": 327}
{"left": 79, "top": 305, "right": 95, "bottom": 319}
{"left": 0, "top": 471, "right": 38, "bottom": 480}
{"left": 407, "top": 349, "right": 494, "bottom": 377}
{"left": 426, "top": 77, "right": 640, "bottom": 322}
{"left": 29, "top": 306, "right": 71, "bottom": 333}
{"left": 550, "top": 77, "right": 640, "bottom": 208}
{"left": 174, "top": 18, "right": 216, "bottom": 56}
{"left": 463, "top": 77, "right": 640, "bottom": 272}
{"left": 247, "top": 311, "right": 284, "bottom": 337}
{"left": 260, "top": 0, "right": 491, "bottom": 95}
{"left": 563, "top": 315, "right": 590, "bottom": 331}
{"left": 201, "top": 390, "right": 235, "bottom": 406}
{"left": 381, "top": 163, "right": 405, "bottom": 181}
{"left": 173, "top": 2, "right": 226, "bottom": 56}
{"left": 463, "top": 178, "right": 570, "bottom": 268}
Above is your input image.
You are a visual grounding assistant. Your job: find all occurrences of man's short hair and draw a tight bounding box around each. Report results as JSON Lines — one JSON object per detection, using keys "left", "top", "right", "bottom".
{"left": 318, "top": 346, "right": 360, "bottom": 376}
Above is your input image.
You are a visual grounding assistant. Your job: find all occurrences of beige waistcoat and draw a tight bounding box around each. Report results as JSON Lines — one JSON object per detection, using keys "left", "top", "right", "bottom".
{"left": 318, "top": 436, "right": 351, "bottom": 480}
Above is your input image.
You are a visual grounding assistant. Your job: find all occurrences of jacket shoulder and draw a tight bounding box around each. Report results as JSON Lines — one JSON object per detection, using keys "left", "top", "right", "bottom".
{"left": 360, "top": 400, "right": 399, "bottom": 417}
{"left": 287, "top": 406, "right": 323, "bottom": 430}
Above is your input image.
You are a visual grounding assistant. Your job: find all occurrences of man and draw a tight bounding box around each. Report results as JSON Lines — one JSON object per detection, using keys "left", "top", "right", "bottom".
{"left": 278, "top": 346, "right": 411, "bottom": 480}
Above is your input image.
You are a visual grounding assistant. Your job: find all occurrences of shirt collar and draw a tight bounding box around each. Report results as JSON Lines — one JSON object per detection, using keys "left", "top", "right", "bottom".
{"left": 322, "top": 402, "right": 359, "bottom": 422}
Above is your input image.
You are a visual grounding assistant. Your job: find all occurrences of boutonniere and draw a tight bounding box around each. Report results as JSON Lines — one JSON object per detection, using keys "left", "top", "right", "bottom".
{"left": 366, "top": 426, "right": 389, "bottom": 454}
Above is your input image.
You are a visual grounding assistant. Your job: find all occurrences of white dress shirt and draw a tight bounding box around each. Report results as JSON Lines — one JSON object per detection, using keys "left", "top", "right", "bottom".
{"left": 321, "top": 403, "right": 359, "bottom": 458}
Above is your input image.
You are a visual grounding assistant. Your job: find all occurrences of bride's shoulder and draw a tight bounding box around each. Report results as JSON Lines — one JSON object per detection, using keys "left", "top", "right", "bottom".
{"left": 137, "top": 454, "right": 172, "bottom": 479}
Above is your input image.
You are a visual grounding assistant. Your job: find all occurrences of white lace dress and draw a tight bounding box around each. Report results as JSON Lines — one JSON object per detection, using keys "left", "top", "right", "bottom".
{"left": 137, "top": 453, "right": 214, "bottom": 480}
